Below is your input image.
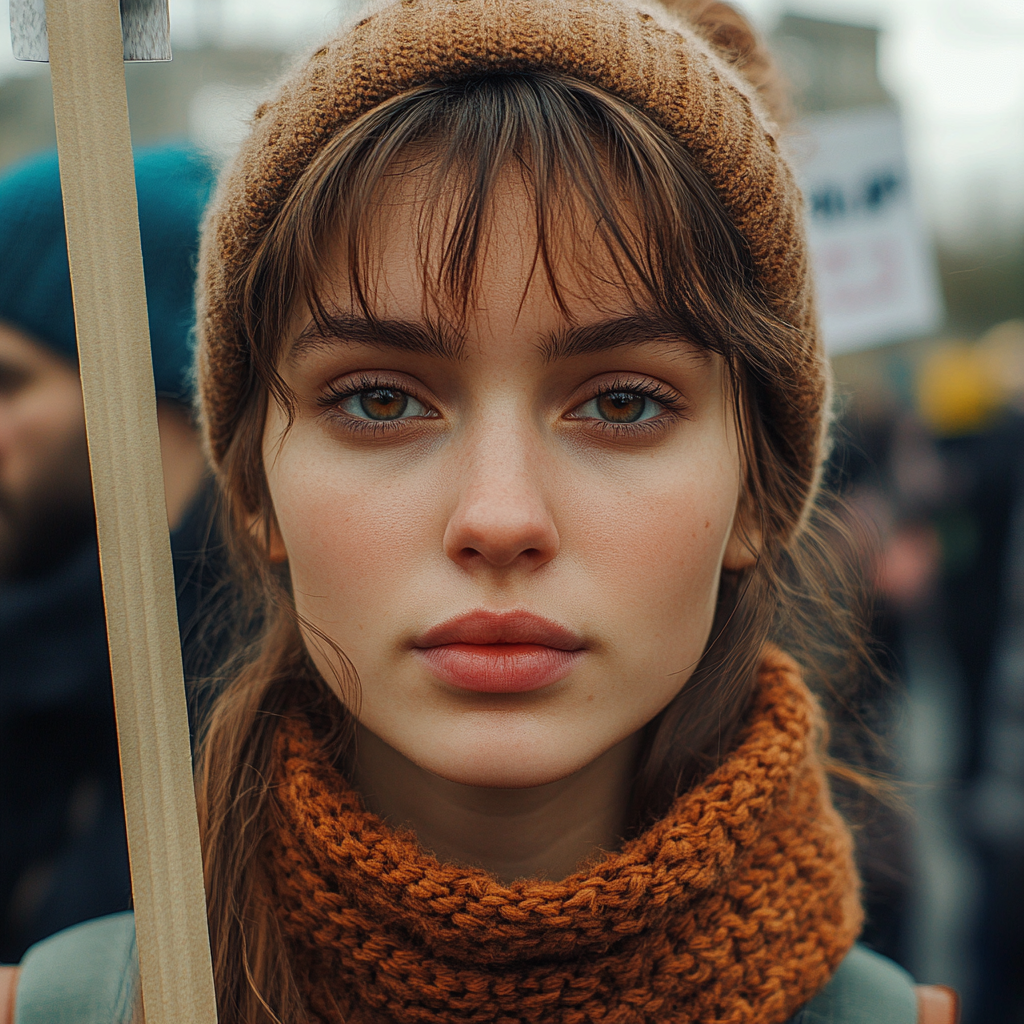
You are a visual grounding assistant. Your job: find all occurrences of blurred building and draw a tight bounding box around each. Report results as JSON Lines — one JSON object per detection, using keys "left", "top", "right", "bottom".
{"left": 0, "top": 45, "right": 288, "bottom": 170}
{"left": 774, "top": 13, "right": 1022, "bottom": 346}
{"left": 773, "top": 15, "right": 890, "bottom": 114}
{"left": 774, "top": 15, "right": 944, "bottom": 357}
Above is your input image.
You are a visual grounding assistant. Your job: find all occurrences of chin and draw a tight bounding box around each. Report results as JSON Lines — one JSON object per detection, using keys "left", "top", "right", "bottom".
{"left": 417, "top": 719, "right": 598, "bottom": 790}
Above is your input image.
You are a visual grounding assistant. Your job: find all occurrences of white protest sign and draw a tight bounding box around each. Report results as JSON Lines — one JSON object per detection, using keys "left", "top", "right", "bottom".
{"left": 792, "top": 106, "right": 944, "bottom": 354}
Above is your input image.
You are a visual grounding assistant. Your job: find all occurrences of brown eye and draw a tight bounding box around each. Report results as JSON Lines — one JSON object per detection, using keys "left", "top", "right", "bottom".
{"left": 360, "top": 388, "right": 407, "bottom": 420}
{"left": 595, "top": 391, "right": 648, "bottom": 423}
{"left": 571, "top": 390, "right": 662, "bottom": 424}
{"left": 339, "top": 388, "right": 429, "bottom": 422}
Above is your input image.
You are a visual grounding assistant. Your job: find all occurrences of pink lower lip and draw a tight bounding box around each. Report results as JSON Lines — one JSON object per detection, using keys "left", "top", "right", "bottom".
{"left": 415, "top": 643, "right": 583, "bottom": 693}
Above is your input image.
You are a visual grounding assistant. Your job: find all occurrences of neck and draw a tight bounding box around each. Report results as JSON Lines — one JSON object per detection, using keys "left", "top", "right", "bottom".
{"left": 351, "top": 724, "right": 639, "bottom": 883}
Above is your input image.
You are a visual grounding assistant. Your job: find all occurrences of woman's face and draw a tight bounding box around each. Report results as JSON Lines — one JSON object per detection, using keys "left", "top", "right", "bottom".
{"left": 264, "top": 176, "right": 754, "bottom": 789}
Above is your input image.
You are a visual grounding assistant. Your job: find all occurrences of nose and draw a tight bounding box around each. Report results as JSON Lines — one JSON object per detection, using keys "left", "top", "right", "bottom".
{"left": 443, "top": 426, "right": 560, "bottom": 572}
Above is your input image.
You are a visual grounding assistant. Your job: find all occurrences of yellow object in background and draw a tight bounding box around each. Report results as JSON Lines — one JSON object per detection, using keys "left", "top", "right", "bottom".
{"left": 916, "top": 342, "right": 1003, "bottom": 437}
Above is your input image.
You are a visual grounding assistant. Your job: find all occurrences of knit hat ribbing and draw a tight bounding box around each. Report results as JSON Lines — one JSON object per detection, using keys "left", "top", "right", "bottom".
{"left": 196, "top": 0, "right": 828, "bottom": 532}
{"left": 0, "top": 145, "right": 216, "bottom": 402}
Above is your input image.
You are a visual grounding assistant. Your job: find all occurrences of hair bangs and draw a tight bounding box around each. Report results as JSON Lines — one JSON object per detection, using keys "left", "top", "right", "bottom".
{"left": 243, "top": 72, "right": 769, "bottom": 415}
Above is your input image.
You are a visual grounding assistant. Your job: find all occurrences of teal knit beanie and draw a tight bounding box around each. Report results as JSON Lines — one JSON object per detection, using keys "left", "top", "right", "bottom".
{"left": 0, "top": 144, "right": 215, "bottom": 402}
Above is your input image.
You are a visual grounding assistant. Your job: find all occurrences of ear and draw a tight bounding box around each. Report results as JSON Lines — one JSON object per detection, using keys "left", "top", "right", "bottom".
{"left": 722, "top": 501, "right": 762, "bottom": 572}
{"left": 266, "top": 520, "right": 288, "bottom": 564}
{"left": 246, "top": 510, "right": 288, "bottom": 564}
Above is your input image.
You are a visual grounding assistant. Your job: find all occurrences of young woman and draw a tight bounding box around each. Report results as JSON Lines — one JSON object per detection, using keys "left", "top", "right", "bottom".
{"left": 2, "top": 0, "right": 958, "bottom": 1022}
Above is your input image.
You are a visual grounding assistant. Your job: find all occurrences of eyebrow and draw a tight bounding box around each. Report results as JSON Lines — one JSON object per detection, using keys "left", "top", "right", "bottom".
{"left": 290, "top": 311, "right": 699, "bottom": 364}
{"left": 540, "top": 313, "right": 700, "bottom": 362}
{"left": 291, "top": 312, "right": 466, "bottom": 362}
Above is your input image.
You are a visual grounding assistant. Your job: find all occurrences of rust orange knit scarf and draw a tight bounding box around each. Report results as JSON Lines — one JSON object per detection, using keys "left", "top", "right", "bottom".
{"left": 268, "top": 651, "right": 863, "bottom": 1023}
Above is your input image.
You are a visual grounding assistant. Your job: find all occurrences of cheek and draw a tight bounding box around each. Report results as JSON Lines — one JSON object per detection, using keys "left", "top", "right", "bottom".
{"left": 568, "top": 456, "right": 738, "bottom": 619}
{"left": 267, "top": 435, "right": 439, "bottom": 628}
{"left": 559, "top": 443, "right": 740, "bottom": 723}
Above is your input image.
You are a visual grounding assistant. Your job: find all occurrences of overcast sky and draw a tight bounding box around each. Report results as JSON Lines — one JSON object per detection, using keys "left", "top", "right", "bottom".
{"left": 3, "top": 0, "right": 1023, "bottom": 243}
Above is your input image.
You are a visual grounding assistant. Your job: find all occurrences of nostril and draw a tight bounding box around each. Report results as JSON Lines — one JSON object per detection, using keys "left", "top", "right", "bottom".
{"left": 442, "top": 467, "right": 560, "bottom": 570}
{"left": 452, "top": 540, "right": 551, "bottom": 570}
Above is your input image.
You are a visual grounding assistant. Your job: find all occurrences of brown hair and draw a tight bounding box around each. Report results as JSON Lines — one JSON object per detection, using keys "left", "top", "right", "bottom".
{"left": 194, "top": 71, "right": 871, "bottom": 1023}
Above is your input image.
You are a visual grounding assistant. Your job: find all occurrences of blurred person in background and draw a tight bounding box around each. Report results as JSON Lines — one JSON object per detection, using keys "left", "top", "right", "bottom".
{"left": 0, "top": 146, "right": 217, "bottom": 962}
{"left": 918, "top": 324, "right": 1024, "bottom": 1024}
{"left": 917, "top": 335, "right": 1024, "bottom": 793}
{"left": 830, "top": 328, "right": 1024, "bottom": 1023}
{"left": 823, "top": 390, "right": 943, "bottom": 974}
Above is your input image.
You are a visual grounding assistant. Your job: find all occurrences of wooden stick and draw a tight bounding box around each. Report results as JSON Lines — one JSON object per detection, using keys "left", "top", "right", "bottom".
{"left": 44, "top": 1, "right": 218, "bottom": 1021}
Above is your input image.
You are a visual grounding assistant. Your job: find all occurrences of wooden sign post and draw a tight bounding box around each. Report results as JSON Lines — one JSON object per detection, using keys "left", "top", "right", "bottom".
{"left": 14, "top": 0, "right": 219, "bottom": 1020}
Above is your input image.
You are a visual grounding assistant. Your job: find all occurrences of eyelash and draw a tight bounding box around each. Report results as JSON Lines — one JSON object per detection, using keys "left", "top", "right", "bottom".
{"left": 576, "top": 377, "right": 686, "bottom": 436}
{"left": 317, "top": 375, "right": 686, "bottom": 436}
{"left": 317, "top": 374, "right": 432, "bottom": 436}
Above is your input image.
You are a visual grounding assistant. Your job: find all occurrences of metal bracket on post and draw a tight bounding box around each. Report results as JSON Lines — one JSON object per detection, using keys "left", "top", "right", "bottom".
{"left": 10, "top": 0, "right": 171, "bottom": 62}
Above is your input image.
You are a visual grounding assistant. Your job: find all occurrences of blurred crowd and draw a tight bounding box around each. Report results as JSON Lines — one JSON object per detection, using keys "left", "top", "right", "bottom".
{"left": 829, "top": 320, "right": 1024, "bottom": 1024}
{"left": 0, "top": 146, "right": 1022, "bottom": 1024}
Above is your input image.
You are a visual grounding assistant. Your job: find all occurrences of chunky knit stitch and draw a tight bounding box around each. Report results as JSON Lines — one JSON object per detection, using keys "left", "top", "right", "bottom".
{"left": 195, "top": 0, "right": 829, "bottom": 540}
{"left": 267, "top": 650, "right": 862, "bottom": 1024}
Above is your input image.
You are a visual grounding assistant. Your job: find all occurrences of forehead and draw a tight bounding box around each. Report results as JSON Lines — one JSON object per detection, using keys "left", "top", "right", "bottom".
{"left": 322, "top": 160, "right": 648, "bottom": 338}
{"left": 288, "top": 164, "right": 725, "bottom": 376}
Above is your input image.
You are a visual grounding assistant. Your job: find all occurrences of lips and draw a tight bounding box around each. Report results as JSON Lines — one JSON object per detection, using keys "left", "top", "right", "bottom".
{"left": 412, "top": 610, "right": 586, "bottom": 693}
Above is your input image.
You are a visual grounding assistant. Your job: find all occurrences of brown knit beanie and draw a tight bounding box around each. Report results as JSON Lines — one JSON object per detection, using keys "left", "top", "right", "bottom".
{"left": 196, "top": 0, "right": 828, "bottom": 536}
